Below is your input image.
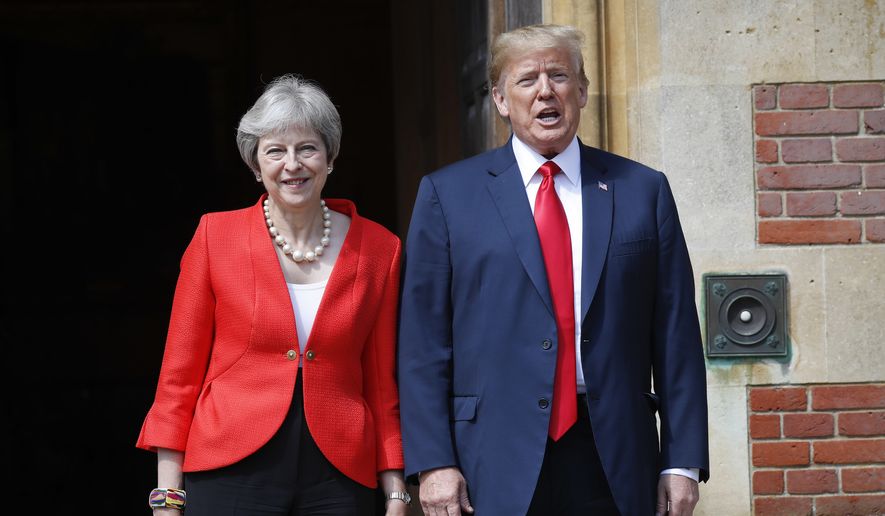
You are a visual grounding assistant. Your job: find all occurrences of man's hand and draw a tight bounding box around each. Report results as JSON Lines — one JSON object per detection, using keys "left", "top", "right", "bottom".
{"left": 419, "top": 467, "right": 474, "bottom": 515}
{"left": 656, "top": 473, "right": 699, "bottom": 516}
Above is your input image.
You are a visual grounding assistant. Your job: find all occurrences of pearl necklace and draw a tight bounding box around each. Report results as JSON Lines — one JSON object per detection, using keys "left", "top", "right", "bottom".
{"left": 263, "top": 199, "right": 332, "bottom": 263}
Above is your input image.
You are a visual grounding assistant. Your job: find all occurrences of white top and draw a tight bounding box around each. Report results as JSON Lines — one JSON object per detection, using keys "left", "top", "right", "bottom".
{"left": 513, "top": 135, "right": 585, "bottom": 391}
{"left": 512, "top": 135, "right": 699, "bottom": 483}
{"left": 287, "top": 280, "right": 328, "bottom": 367}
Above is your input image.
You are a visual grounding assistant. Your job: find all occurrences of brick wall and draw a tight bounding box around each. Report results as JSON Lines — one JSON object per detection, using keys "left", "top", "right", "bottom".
{"left": 753, "top": 81, "right": 885, "bottom": 245}
{"left": 749, "top": 383, "right": 885, "bottom": 515}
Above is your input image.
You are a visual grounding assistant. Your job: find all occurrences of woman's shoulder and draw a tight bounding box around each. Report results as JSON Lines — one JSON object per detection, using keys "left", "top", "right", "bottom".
{"left": 200, "top": 199, "right": 262, "bottom": 225}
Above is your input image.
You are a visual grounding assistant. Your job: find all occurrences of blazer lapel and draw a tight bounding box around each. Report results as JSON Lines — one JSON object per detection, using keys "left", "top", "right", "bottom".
{"left": 579, "top": 145, "right": 613, "bottom": 324}
{"left": 250, "top": 195, "right": 300, "bottom": 349}
{"left": 306, "top": 199, "right": 359, "bottom": 350}
{"left": 486, "top": 144, "right": 555, "bottom": 318}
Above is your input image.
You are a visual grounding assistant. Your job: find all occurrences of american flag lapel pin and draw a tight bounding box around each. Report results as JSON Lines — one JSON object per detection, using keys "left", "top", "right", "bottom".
{"left": 598, "top": 181, "right": 608, "bottom": 192}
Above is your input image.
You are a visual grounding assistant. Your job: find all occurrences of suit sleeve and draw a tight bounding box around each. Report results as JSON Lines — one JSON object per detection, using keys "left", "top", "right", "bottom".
{"left": 652, "top": 174, "right": 711, "bottom": 482}
{"left": 361, "top": 237, "right": 405, "bottom": 472}
{"left": 136, "top": 215, "right": 215, "bottom": 452}
{"left": 398, "top": 176, "right": 457, "bottom": 478}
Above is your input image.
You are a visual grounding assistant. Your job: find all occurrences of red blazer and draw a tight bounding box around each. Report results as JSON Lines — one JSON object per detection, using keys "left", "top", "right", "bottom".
{"left": 137, "top": 196, "right": 403, "bottom": 487}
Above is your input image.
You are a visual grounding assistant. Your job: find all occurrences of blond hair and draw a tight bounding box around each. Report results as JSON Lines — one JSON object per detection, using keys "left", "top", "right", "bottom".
{"left": 488, "top": 24, "right": 589, "bottom": 88}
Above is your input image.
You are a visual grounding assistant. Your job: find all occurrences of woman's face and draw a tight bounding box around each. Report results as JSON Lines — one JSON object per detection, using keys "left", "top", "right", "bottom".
{"left": 257, "top": 125, "right": 332, "bottom": 212}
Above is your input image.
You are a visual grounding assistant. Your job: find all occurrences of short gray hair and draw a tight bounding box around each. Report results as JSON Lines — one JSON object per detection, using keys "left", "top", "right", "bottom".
{"left": 236, "top": 75, "right": 342, "bottom": 174}
{"left": 488, "top": 24, "right": 589, "bottom": 89}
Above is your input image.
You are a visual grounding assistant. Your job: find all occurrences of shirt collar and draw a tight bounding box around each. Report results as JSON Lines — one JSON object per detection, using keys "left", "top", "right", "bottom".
{"left": 512, "top": 135, "right": 581, "bottom": 188}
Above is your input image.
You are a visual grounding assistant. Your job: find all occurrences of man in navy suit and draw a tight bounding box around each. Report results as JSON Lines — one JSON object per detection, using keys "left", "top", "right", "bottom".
{"left": 398, "top": 24, "right": 709, "bottom": 515}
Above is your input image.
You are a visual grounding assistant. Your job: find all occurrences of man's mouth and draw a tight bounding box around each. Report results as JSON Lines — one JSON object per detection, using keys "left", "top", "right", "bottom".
{"left": 536, "top": 109, "right": 561, "bottom": 123}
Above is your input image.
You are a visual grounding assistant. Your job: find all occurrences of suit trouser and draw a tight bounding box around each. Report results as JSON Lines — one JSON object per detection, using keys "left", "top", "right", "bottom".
{"left": 526, "top": 394, "right": 621, "bottom": 516}
{"left": 183, "top": 375, "right": 376, "bottom": 516}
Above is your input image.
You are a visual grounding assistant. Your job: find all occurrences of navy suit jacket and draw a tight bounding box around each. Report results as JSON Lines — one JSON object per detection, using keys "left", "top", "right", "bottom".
{"left": 398, "top": 140, "right": 710, "bottom": 515}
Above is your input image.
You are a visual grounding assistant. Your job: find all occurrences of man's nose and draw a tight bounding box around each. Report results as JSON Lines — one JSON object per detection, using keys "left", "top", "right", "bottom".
{"left": 537, "top": 75, "right": 553, "bottom": 98}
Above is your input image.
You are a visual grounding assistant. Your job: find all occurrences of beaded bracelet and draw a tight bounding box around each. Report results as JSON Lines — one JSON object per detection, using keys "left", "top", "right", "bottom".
{"left": 148, "top": 488, "right": 186, "bottom": 510}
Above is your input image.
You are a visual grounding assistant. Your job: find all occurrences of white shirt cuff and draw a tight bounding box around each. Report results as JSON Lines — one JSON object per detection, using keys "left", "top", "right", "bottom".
{"left": 660, "top": 468, "right": 699, "bottom": 482}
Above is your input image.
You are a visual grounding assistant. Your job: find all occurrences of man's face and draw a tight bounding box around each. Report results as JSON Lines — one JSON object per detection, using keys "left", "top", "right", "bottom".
{"left": 492, "top": 47, "right": 588, "bottom": 157}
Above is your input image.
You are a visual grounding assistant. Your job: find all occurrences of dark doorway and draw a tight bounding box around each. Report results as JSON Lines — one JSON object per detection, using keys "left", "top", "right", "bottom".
{"left": 1, "top": 1, "right": 413, "bottom": 513}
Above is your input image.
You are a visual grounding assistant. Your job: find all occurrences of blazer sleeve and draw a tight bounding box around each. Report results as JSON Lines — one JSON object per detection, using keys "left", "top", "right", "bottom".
{"left": 361, "top": 237, "right": 405, "bottom": 472}
{"left": 137, "top": 215, "right": 215, "bottom": 452}
{"left": 398, "top": 176, "right": 457, "bottom": 478}
{"left": 652, "top": 174, "right": 711, "bottom": 481}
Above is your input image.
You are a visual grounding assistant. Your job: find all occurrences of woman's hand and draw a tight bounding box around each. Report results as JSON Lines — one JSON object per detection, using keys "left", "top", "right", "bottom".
{"left": 379, "top": 469, "right": 409, "bottom": 516}
{"left": 384, "top": 499, "right": 410, "bottom": 516}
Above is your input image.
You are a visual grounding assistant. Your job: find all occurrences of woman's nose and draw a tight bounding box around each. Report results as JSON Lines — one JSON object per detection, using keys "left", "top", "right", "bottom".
{"left": 283, "top": 150, "right": 301, "bottom": 170}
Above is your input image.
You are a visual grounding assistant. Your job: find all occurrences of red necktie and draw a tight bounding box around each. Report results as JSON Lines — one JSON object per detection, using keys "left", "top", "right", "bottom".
{"left": 534, "top": 161, "right": 577, "bottom": 441}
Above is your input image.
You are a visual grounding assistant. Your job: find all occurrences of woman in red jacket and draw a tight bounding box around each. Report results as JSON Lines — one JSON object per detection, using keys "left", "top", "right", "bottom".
{"left": 137, "top": 75, "right": 408, "bottom": 516}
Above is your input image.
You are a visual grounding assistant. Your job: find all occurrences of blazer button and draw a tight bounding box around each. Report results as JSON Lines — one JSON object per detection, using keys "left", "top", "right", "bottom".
{"left": 538, "top": 398, "right": 549, "bottom": 409}
{"left": 286, "top": 350, "right": 297, "bottom": 360}
{"left": 581, "top": 337, "right": 590, "bottom": 345}
{"left": 542, "top": 339, "right": 552, "bottom": 350}
{"left": 305, "top": 350, "right": 316, "bottom": 361}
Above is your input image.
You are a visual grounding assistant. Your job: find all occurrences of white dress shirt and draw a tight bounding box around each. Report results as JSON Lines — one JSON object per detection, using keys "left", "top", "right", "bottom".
{"left": 511, "top": 135, "right": 699, "bottom": 483}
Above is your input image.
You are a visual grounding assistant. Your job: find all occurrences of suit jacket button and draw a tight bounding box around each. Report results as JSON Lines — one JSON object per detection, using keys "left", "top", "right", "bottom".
{"left": 581, "top": 337, "right": 590, "bottom": 345}
{"left": 538, "top": 398, "right": 549, "bottom": 409}
{"left": 305, "top": 350, "right": 316, "bottom": 361}
{"left": 286, "top": 350, "right": 297, "bottom": 360}
{"left": 542, "top": 339, "right": 552, "bottom": 350}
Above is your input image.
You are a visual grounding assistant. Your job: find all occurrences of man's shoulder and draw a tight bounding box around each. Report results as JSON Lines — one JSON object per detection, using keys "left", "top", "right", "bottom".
{"left": 581, "top": 144, "right": 663, "bottom": 182}
{"left": 425, "top": 146, "right": 504, "bottom": 185}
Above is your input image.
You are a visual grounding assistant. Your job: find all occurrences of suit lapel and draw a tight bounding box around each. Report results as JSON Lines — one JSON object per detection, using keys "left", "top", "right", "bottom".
{"left": 579, "top": 145, "right": 613, "bottom": 324}
{"left": 486, "top": 144, "right": 555, "bottom": 318}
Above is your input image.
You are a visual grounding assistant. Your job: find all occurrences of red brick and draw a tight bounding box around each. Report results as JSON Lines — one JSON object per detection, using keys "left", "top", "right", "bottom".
{"left": 867, "top": 165, "right": 885, "bottom": 187}
{"left": 841, "top": 191, "right": 885, "bottom": 215}
{"left": 834, "top": 83, "right": 885, "bottom": 108}
{"left": 836, "top": 137, "right": 885, "bottom": 161}
{"left": 754, "top": 496, "right": 812, "bottom": 516}
{"left": 757, "top": 165, "right": 861, "bottom": 190}
{"left": 756, "top": 139, "right": 779, "bottom": 163}
{"left": 785, "top": 192, "right": 837, "bottom": 217}
{"left": 753, "top": 441, "right": 811, "bottom": 467}
{"left": 751, "top": 387, "right": 808, "bottom": 412}
{"left": 783, "top": 413, "right": 834, "bottom": 438}
{"left": 759, "top": 219, "right": 862, "bottom": 245}
{"left": 865, "top": 109, "right": 885, "bottom": 134}
{"left": 867, "top": 219, "right": 885, "bottom": 243}
{"left": 780, "top": 84, "right": 829, "bottom": 109}
{"left": 839, "top": 411, "right": 885, "bottom": 437}
{"left": 813, "top": 385, "right": 885, "bottom": 410}
{"left": 813, "top": 439, "right": 885, "bottom": 464}
{"left": 786, "top": 468, "right": 838, "bottom": 494}
{"left": 751, "top": 414, "right": 782, "bottom": 438}
{"left": 815, "top": 494, "right": 885, "bottom": 516}
{"left": 842, "top": 466, "right": 885, "bottom": 493}
{"left": 755, "top": 85, "right": 777, "bottom": 110}
{"left": 758, "top": 193, "right": 783, "bottom": 217}
{"left": 781, "top": 138, "right": 833, "bottom": 163}
{"left": 753, "top": 470, "right": 785, "bottom": 494}
{"left": 755, "top": 111, "right": 858, "bottom": 136}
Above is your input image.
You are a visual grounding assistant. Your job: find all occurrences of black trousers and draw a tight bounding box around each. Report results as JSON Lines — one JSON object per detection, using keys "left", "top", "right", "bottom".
{"left": 526, "top": 395, "right": 621, "bottom": 516}
{"left": 183, "top": 376, "right": 376, "bottom": 516}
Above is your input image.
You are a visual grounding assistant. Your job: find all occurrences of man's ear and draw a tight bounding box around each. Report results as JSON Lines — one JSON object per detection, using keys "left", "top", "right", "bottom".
{"left": 492, "top": 85, "right": 510, "bottom": 118}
